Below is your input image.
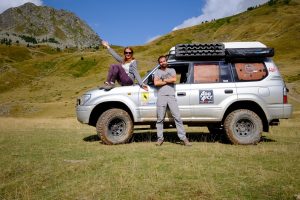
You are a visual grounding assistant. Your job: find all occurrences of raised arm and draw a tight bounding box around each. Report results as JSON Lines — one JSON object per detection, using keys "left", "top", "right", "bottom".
{"left": 101, "top": 40, "right": 123, "bottom": 63}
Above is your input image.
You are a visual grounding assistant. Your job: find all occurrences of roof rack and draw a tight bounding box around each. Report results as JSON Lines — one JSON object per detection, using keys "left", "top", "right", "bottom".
{"left": 170, "top": 43, "right": 274, "bottom": 61}
{"left": 226, "top": 48, "right": 274, "bottom": 58}
{"left": 175, "top": 43, "right": 225, "bottom": 59}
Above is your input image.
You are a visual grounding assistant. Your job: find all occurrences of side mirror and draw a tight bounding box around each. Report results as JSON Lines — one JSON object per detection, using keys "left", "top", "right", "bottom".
{"left": 147, "top": 74, "right": 154, "bottom": 85}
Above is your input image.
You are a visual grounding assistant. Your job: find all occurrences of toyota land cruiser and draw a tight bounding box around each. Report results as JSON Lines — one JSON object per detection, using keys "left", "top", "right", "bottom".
{"left": 76, "top": 42, "right": 293, "bottom": 145}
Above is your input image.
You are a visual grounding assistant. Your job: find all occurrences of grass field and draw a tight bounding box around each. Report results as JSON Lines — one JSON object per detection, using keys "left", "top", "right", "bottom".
{"left": 0, "top": 1, "right": 300, "bottom": 199}
{"left": 0, "top": 99, "right": 299, "bottom": 200}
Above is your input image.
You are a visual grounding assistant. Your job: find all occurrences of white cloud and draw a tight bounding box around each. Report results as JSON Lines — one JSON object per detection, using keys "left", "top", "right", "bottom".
{"left": 172, "top": 0, "right": 269, "bottom": 31}
{"left": 0, "top": 0, "right": 43, "bottom": 14}
{"left": 146, "top": 35, "right": 162, "bottom": 43}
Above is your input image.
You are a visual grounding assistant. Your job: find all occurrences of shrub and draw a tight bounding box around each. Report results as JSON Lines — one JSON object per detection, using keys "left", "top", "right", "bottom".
{"left": 20, "top": 35, "right": 37, "bottom": 44}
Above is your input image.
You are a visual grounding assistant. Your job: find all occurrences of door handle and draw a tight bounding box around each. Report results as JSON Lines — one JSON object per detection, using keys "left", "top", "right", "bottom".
{"left": 177, "top": 92, "right": 186, "bottom": 96}
{"left": 224, "top": 89, "right": 233, "bottom": 94}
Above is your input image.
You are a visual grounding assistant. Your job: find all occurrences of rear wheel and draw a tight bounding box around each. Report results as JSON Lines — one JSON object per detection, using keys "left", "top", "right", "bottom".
{"left": 224, "top": 109, "right": 262, "bottom": 145}
{"left": 96, "top": 108, "right": 133, "bottom": 145}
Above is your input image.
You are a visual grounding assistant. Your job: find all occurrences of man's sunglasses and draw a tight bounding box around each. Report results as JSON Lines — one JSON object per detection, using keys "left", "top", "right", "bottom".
{"left": 124, "top": 52, "right": 133, "bottom": 55}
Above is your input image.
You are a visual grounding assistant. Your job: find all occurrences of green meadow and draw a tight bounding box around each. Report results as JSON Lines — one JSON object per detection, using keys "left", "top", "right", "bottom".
{"left": 0, "top": 106, "right": 299, "bottom": 199}
{"left": 0, "top": 0, "right": 300, "bottom": 199}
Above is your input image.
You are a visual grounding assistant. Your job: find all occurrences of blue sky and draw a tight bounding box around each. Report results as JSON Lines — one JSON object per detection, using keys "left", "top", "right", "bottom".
{"left": 43, "top": 0, "right": 204, "bottom": 46}
{"left": 0, "top": 0, "right": 268, "bottom": 46}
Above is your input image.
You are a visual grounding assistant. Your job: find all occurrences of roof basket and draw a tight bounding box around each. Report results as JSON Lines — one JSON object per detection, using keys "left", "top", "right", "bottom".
{"left": 175, "top": 43, "right": 225, "bottom": 59}
{"left": 226, "top": 48, "right": 274, "bottom": 59}
{"left": 173, "top": 43, "right": 274, "bottom": 61}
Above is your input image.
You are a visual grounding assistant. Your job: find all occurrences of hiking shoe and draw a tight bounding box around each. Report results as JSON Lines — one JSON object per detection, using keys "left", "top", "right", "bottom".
{"left": 183, "top": 138, "right": 192, "bottom": 146}
{"left": 99, "top": 82, "right": 109, "bottom": 90}
{"left": 99, "top": 82, "right": 115, "bottom": 90}
{"left": 155, "top": 139, "right": 164, "bottom": 146}
{"left": 103, "top": 84, "right": 115, "bottom": 91}
{"left": 99, "top": 83, "right": 115, "bottom": 91}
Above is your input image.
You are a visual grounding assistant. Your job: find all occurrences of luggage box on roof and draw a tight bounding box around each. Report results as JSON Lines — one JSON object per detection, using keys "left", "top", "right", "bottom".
{"left": 225, "top": 48, "right": 274, "bottom": 58}
{"left": 172, "top": 42, "right": 274, "bottom": 61}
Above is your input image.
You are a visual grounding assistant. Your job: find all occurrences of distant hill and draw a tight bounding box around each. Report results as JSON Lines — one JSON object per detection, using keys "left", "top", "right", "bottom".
{"left": 0, "top": 2, "right": 101, "bottom": 48}
{"left": 0, "top": 0, "right": 299, "bottom": 118}
{"left": 142, "top": 0, "right": 300, "bottom": 77}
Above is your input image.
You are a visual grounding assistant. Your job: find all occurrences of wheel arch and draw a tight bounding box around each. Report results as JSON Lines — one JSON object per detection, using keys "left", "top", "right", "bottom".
{"left": 222, "top": 101, "right": 269, "bottom": 132}
{"left": 89, "top": 101, "right": 134, "bottom": 127}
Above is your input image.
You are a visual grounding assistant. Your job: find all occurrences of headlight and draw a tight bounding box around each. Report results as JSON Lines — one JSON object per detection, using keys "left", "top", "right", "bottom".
{"left": 77, "top": 94, "right": 91, "bottom": 106}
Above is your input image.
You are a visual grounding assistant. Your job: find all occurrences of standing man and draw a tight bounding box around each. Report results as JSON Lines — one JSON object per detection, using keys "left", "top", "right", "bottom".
{"left": 154, "top": 55, "right": 191, "bottom": 146}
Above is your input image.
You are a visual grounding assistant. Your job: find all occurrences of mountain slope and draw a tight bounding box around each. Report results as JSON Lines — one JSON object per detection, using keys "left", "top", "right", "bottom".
{"left": 0, "top": 3, "right": 101, "bottom": 48}
{"left": 143, "top": 0, "right": 300, "bottom": 76}
{"left": 0, "top": 0, "right": 299, "bottom": 118}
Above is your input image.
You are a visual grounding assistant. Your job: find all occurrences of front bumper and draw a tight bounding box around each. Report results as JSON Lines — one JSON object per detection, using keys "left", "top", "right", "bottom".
{"left": 76, "top": 105, "right": 94, "bottom": 124}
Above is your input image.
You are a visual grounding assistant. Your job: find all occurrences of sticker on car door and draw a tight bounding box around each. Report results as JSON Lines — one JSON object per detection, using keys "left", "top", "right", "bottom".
{"left": 199, "top": 90, "right": 214, "bottom": 104}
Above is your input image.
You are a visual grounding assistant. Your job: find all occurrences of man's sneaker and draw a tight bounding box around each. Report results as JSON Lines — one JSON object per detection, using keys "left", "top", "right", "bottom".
{"left": 183, "top": 139, "right": 192, "bottom": 146}
{"left": 155, "top": 139, "right": 164, "bottom": 146}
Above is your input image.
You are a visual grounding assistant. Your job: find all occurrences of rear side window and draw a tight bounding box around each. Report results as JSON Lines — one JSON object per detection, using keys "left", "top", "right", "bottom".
{"left": 233, "top": 62, "right": 267, "bottom": 81}
{"left": 192, "top": 62, "right": 232, "bottom": 83}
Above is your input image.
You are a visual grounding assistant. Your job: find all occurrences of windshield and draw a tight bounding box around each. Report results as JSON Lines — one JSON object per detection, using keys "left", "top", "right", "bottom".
{"left": 142, "top": 64, "right": 160, "bottom": 82}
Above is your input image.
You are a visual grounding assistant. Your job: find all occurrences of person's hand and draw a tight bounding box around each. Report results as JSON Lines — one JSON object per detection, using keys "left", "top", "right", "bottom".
{"left": 164, "top": 78, "right": 170, "bottom": 83}
{"left": 142, "top": 85, "right": 148, "bottom": 91}
{"left": 101, "top": 40, "right": 110, "bottom": 49}
{"left": 164, "top": 77, "right": 176, "bottom": 84}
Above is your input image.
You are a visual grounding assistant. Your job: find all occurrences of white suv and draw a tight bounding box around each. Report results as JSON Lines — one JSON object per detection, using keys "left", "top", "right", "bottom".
{"left": 76, "top": 42, "right": 293, "bottom": 145}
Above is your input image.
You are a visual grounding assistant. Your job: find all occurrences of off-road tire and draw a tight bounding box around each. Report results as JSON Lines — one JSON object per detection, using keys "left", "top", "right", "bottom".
{"left": 224, "top": 109, "right": 262, "bottom": 145}
{"left": 96, "top": 108, "right": 133, "bottom": 145}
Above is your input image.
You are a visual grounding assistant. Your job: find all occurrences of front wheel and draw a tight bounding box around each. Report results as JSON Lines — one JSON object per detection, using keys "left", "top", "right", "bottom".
{"left": 224, "top": 109, "right": 263, "bottom": 145}
{"left": 96, "top": 108, "right": 133, "bottom": 145}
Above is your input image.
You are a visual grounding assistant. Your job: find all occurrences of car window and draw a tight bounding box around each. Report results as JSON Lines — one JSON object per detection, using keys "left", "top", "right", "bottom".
{"left": 169, "top": 63, "right": 189, "bottom": 84}
{"left": 145, "top": 63, "right": 189, "bottom": 85}
{"left": 192, "top": 62, "right": 232, "bottom": 83}
{"left": 232, "top": 62, "right": 267, "bottom": 82}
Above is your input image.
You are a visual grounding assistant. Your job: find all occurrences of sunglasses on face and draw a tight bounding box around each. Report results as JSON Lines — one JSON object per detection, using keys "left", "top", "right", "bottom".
{"left": 124, "top": 52, "right": 133, "bottom": 55}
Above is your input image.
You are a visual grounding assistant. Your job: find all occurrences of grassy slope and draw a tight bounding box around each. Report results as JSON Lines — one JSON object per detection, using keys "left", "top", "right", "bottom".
{"left": 145, "top": 0, "right": 300, "bottom": 77}
{"left": 0, "top": 0, "right": 299, "bottom": 118}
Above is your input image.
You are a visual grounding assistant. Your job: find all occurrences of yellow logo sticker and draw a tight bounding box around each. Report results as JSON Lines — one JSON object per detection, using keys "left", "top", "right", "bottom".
{"left": 141, "top": 92, "right": 149, "bottom": 102}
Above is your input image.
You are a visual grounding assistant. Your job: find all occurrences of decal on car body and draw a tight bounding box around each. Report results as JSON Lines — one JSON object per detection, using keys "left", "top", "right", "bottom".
{"left": 199, "top": 90, "right": 214, "bottom": 104}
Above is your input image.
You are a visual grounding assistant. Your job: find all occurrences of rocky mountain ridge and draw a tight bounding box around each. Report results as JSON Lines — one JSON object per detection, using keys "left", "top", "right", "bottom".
{"left": 0, "top": 2, "right": 101, "bottom": 48}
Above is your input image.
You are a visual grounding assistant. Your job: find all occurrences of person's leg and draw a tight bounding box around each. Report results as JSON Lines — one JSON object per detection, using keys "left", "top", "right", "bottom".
{"left": 106, "top": 64, "right": 120, "bottom": 84}
{"left": 156, "top": 95, "right": 167, "bottom": 142}
{"left": 108, "top": 64, "right": 133, "bottom": 86}
{"left": 100, "top": 64, "right": 120, "bottom": 90}
{"left": 120, "top": 75, "right": 133, "bottom": 86}
{"left": 116, "top": 67, "right": 133, "bottom": 86}
{"left": 167, "top": 95, "right": 187, "bottom": 141}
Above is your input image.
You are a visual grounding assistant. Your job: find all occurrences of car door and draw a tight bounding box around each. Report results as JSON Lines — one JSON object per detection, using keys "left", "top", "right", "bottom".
{"left": 138, "top": 63, "right": 192, "bottom": 122}
{"left": 189, "top": 61, "right": 237, "bottom": 121}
